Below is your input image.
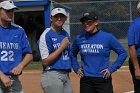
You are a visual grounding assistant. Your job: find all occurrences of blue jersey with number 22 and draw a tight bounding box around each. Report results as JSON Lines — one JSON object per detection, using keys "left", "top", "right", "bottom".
{"left": 0, "top": 23, "right": 32, "bottom": 75}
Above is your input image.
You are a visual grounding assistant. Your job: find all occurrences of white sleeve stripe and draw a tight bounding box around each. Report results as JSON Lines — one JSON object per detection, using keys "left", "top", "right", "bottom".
{"left": 39, "top": 28, "right": 51, "bottom": 60}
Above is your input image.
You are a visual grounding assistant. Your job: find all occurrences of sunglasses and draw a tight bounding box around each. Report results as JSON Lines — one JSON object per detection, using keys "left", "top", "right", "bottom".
{"left": 81, "top": 19, "right": 94, "bottom": 24}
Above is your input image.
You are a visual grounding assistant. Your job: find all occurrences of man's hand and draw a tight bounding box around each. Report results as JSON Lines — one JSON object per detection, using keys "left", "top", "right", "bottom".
{"left": 135, "top": 68, "right": 140, "bottom": 79}
{"left": 10, "top": 65, "right": 23, "bottom": 75}
{"left": 101, "top": 69, "right": 111, "bottom": 79}
{"left": 60, "top": 37, "right": 70, "bottom": 50}
{"left": 0, "top": 74, "right": 13, "bottom": 88}
{"left": 77, "top": 68, "right": 84, "bottom": 78}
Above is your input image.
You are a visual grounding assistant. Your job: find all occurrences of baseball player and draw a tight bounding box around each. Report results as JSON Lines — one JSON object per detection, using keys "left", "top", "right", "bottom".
{"left": 0, "top": 1, "right": 33, "bottom": 93}
{"left": 38, "top": 7, "right": 72, "bottom": 93}
{"left": 128, "top": 1, "right": 140, "bottom": 93}
{"left": 71, "top": 12, "right": 127, "bottom": 93}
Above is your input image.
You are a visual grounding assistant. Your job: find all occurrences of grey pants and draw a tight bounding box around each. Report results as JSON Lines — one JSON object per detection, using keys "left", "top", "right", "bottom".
{"left": 41, "top": 70, "right": 73, "bottom": 93}
{"left": 0, "top": 76, "right": 24, "bottom": 93}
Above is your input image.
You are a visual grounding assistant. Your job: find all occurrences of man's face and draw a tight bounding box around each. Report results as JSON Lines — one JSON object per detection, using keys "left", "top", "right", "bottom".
{"left": 82, "top": 19, "right": 99, "bottom": 33}
{"left": 51, "top": 13, "right": 67, "bottom": 27}
{"left": 0, "top": 8, "right": 14, "bottom": 22}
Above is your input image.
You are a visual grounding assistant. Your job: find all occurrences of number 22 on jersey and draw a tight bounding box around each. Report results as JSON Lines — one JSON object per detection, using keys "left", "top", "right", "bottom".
{"left": 1, "top": 50, "right": 14, "bottom": 61}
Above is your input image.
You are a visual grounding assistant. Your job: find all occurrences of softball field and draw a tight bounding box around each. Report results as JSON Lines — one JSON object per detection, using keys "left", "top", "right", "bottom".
{"left": 19, "top": 66, "right": 133, "bottom": 93}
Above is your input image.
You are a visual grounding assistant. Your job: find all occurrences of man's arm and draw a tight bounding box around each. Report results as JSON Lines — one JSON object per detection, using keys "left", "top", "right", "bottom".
{"left": 129, "top": 45, "right": 140, "bottom": 79}
{"left": 10, "top": 53, "right": 33, "bottom": 75}
{"left": 42, "top": 37, "right": 70, "bottom": 66}
{"left": 107, "top": 34, "right": 127, "bottom": 74}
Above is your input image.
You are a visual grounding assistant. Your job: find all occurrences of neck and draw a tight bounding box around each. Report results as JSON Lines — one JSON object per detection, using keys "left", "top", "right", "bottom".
{"left": 0, "top": 20, "right": 10, "bottom": 28}
{"left": 51, "top": 25, "right": 62, "bottom": 33}
{"left": 90, "top": 27, "right": 98, "bottom": 34}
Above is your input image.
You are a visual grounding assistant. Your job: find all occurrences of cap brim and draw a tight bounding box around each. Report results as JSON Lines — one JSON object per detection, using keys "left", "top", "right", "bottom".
{"left": 13, "top": 6, "right": 18, "bottom": 9}
{"left": 51, "top": 13, "right": 67, "bottom": 16}
{"left": 80, "top": 16, "right": 96, "bottom": 22}
{"left": 5, "top": 7, "right": 18, "bottom": 10}
{"left": 0, "top": 6, "right": 18, "bottom": 10}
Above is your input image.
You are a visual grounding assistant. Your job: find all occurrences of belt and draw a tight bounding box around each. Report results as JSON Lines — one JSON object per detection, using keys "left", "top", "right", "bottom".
{"left": 6, "top": 75, "right": 18, "bottom": 81}
{"left": 43, "top": 69, "right": 71, "bottom": 72}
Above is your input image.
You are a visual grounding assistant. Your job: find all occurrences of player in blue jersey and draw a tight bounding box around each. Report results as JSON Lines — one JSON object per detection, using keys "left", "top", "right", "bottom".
{"left": 38, "top": 7, "right": 72, "bottom": 93}
{"left": 128, "top": 1, "right": 140, "bottom": 93}
{"left": 0, "top": 1, "right": 33, "bottom": 93}
{"left": 71, "top": 12, "right": 127, "bottom": 93}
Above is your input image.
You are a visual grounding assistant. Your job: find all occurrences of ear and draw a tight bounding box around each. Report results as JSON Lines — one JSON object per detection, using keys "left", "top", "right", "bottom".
{"left": 50, "top": 16, "right": 53, "bottom": 21}
{"left": 95, "top": 20, "right": 100, "bottom": 26}
{"left": 64, "top": 16, "right": 67, "bottom": 21}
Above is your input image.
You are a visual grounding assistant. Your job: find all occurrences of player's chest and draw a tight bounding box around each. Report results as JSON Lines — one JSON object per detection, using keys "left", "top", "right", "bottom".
{"left": 50, "top": 35, "right": 67, "bottom": 49}
{"left": 0, "top": 31, "right": 21, "bottom": 43}
{"left": 78, "top": 38, "right": 110, "bottom": 54}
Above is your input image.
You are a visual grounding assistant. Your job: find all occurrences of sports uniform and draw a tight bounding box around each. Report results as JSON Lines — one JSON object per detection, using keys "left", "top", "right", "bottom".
{"left": 128, "top": 2, "right": 140, "bottom": 92}
{"left": 0, "top": 23, "right": 32, "bottom": 93}
{"left": 38, "top": 8, "right": 72, "bottom": 93}
{"left": 71, "top": 12, "right": 127, "bottom": 93}
{"left": 0, "top": 23, "right": 32, "bottom": 75}
{"left": 39, "top": 28, "right": 71, "bottom": 71}
{"left": 0, "top": 1, "right": 32, "bottom": 93}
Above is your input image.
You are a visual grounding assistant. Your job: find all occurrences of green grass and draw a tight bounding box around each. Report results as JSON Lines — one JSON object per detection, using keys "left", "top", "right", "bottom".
{"left": 110, "top": 61, "right": 128, "bottom": 66}
{"left": 24, "top": 61, "right": 42, "bottom": 70}
{"left": 24, "top": 60, "right": 129, "bottom": 70}
{"left": 122, "top": 61, "right": 129, "bottom": 66}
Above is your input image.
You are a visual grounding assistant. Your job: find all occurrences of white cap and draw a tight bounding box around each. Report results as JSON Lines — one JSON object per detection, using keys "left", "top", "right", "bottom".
{"left": 137, "top": 2, "right": 140, "bottom": 9}
{"left": 51, "top": 8, "right": 67, "bottom": 16}
{"left": 0, "top": 0, "right": 17, "bottom": 10}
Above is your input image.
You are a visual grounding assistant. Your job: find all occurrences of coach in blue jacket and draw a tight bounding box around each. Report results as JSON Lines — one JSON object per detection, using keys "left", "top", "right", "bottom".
{"left": 71, "top": 12, "right": 127, "bottom": 93}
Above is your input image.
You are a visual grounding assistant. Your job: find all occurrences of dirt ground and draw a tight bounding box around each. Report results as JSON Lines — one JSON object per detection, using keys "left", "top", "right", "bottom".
{"left": 19, "top": 66, "right": 133, "bottom": 93}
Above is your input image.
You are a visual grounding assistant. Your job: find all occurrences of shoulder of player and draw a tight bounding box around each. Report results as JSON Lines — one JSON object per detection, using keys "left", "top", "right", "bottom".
{"left": 132, "top": 17, "right": 140, "bottom": 25}
{"left": 40, "top": 28, "right": 51, "bottom": 38}
{"left": 61, "top": 28, "right": 69, "bottom": 34}
{"left": 98, "top": 30, "right": 115, "bottom": 40}
{"left": 99, "top": 30, "right": 112, "bottom": 35}
{"left": 11, "top": 23, "right": 24, "bottom": 31}
{"left": 134, "top": 16, "right": 140, "bottom": 21}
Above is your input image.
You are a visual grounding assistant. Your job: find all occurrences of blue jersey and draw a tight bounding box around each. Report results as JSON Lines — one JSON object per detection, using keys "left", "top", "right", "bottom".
{"left": 38, "top": 28, "right": 71, "bottom": 71}
{"left": 71, "top": 30, "right": 127, "bottom": 77}
{"left": 128, "top": 17, "right": 140, "bottom": 56}
{"left": 0, "top": 23, "right": 32, "bottom": 75}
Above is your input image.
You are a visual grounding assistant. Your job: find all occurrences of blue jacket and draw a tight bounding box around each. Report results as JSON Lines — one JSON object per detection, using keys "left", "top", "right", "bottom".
{"left": 71, "top": 30, "right": 127, "bottom": 77}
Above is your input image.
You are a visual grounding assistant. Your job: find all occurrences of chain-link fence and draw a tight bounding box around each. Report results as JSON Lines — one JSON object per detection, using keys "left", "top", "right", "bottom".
{"left": 52, "top": 0, "right": 139, "bottom": 62}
